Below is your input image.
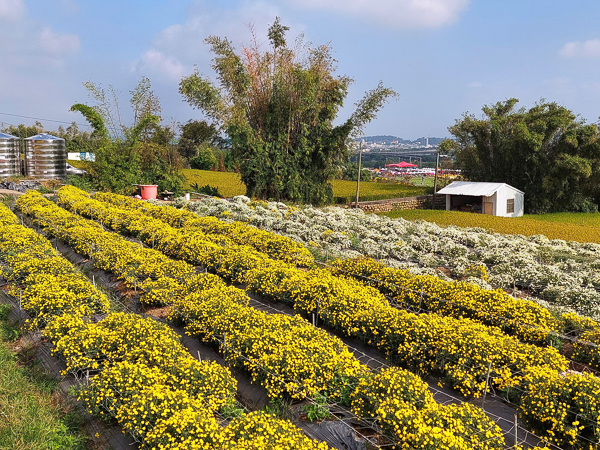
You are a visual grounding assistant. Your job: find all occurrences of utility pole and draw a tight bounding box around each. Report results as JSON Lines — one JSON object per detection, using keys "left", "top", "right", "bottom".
{"left": 432, "top": 150, "right": 440, "bottom": 210}
{"left": 355, "top": 141, "right": 363, "bottom": 208}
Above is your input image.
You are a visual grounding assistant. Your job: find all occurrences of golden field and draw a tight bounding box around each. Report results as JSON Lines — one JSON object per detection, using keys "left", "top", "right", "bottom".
{"left": 183, "top": 169, "right": 430, "bottom": 202}
{"left": 381, "top": 209, "right": 600, "bottom": 244}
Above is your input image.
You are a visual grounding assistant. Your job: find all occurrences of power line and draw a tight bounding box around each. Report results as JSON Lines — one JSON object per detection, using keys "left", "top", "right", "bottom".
{"left": 0, "top": 112, "right": 91, "bottom": 128}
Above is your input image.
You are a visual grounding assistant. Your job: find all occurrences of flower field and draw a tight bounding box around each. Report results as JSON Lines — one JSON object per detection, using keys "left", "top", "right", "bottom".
{"left": 169, "top": 195, "right": 600, "bottom": 321}
{"left": 13, "top": 189, "right": 514, "bottom": 449}
{"left": 92, "top": 190, "right": 600, "bottom": 364}
{"left": 48, "top": 186, "right": 600, "bottom": 448}
{"left": 18, "top": 191, "right": 362, "bottom": 402}
{"left": 0, "top": 199, "right": 337, "bottom": 449}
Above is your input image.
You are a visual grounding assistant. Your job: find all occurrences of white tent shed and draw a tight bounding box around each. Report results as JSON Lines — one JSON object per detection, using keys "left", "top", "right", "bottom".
{"left": 437, "top": 181, "right": 524, "bottom": 217}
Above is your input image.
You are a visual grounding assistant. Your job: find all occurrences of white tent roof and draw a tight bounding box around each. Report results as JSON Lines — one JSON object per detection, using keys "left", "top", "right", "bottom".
{"left": 437, "top": 181, "right": 523, "bottom": 196}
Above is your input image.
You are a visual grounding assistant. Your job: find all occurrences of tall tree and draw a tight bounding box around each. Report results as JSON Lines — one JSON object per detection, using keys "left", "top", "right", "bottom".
{"left": 179, "top": 18, "right": 397, "bottom": 204}
{"left": 130, "top": 76, "right": 162, "bottom": 126}
{"left": 82, "top": 80, "right": 124, "bottom": 139}
{"left": 82, "top": 77, "right": 162, "bottom": 140}
{"left": 177, "top": 120, "right": 221, "bottom": 160}
{"left": 450, "top": 99, "right": 600, "bottom": 213}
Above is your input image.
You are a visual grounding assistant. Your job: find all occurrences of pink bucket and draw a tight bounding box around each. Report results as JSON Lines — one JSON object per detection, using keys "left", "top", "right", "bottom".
{"left": 139, "top": 185, "right": 158, "bottom": 200}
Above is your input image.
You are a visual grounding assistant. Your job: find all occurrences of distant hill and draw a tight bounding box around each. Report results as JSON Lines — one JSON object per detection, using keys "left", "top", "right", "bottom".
{"left": 357, "top": 135, "right": 447, "bottom": 145}
{"left": 357, "top": 135, "right": 411, "bottom": 144}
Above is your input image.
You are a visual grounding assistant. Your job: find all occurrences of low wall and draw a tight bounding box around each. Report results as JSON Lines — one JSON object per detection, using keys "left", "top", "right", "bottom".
{"left": 350, "top": 194, "right": 445, "bottom": 213}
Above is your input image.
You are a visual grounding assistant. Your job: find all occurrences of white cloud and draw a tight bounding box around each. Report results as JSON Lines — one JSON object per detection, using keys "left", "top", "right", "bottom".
{"left": 132, "top": 1, "right": 284, "bottom": 80}
{"left": 559, "top": 39, "right": 600, "bottom": 59}
{"left": 0, "top": 2, "right": 83, "bottom": 124}
{"left": 286, "top": 0, "right": 469, "bottom": 28}
{"left": 134, "top": 49, "right": 187, "bottom": 81}
{"left": 0, "top": 0, "right": 25, "bottom": 21}
{"left": 39, "top": 27, "right": 81, "bottom": 55}
{"left": 467, "top": 81, "right": 482, "bottom": 88}
{"left": 153, "top": 1, "right": 280, "bottom": 63}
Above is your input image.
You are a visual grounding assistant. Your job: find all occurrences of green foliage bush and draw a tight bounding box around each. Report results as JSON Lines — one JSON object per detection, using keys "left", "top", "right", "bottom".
{"left": 79, "top": 141, "right": 184, "bottom": 196}
{"left": 190, "top": 182, "right": 222, "bottom": 197}
{"left": 190, "top": 144, "right": 218, "bottom": 171}
{"left": 65, "top": 174, "right": 96, "bottom": 192}
{"left": 342, "top": 163, "right": 373, "bottom": 182}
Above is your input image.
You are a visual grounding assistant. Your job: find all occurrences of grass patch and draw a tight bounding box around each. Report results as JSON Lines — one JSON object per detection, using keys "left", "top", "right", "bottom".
{"left": 379, "top": 210, "right": 600, "bottom": 244}
{"left": 330, "top": 179, "right": 431, "bottom": 203}
{"left": 0, "top": 305, "right": 87, "bottom": 450}
{"left": 521, "top": 212, "right": 600, "bottom": 227}
{"left": 182, "top": 169, "right": 431, "bottom": 203}
{"left": 182, "top": 169, "right": 246, "bottom": 198}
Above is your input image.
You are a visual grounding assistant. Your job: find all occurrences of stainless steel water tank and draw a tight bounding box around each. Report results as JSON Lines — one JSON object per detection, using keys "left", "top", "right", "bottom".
{"left": 24, "top": 133, "right": 66, "bottom": 179}
{"left": 0, "top": 132, "right": 21, "bottom": 179}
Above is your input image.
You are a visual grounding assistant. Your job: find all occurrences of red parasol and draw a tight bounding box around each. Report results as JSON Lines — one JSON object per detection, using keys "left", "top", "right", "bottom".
{"left": 385, "top": 161, "right": 418, "bottom": 168}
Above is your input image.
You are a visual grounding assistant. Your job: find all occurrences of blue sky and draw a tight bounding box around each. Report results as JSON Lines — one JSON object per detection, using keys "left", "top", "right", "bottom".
{"left": 1, "top": 0, "right": 600, "bottom": 139}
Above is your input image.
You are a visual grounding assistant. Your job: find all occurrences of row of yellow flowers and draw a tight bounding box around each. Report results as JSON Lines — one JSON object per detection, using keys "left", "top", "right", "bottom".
{"left": 0, "top": 204, "right": 110, "bottom": 328}
{"left": 331, "top": 258, "right": 600, "bottom": 356}
{"left": 146, "top": 276, "right": 507, "bottom": 449}
{"left": 76, "top": 187, "right": 600, "bottom": 449}
{"left": 92, "top": 190, "right": 314, "bottom": 266}
{"left": 21, "top": 190, "right": 509, "bottom": 449}
{"left": 0, "top": 203, "right": 19, "bottom": 225}
{"left": 47, "top": 313, "right": 241, "bottom": 448}
{"left": 74, "top": 188, "right": 565, "bottom": 394}
{"left": 168, "top": 284, "right": 366, "bottom": 400}
{"left": 350, "top": 365, "right": 507, "bottom": 450}
{"left": 50, "top": 311, "right": 329, "bottom": 449}
{"left": 18, "top": 191, "right": 365, "bottom": 403}
{"left": 2, "top": 198, "right": 333, "bottom": 450}
{"left": 92, "top": 188, "right": 600, "bottom": 359}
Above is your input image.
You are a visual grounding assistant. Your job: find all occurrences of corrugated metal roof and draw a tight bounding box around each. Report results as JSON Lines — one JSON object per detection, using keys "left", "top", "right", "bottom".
{"left": 437, "top": 181, "right": 523, "bottom": 196}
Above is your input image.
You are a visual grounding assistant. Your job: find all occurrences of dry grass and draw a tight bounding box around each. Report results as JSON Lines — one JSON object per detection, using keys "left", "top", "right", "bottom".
{"left": 330, "top": 179, "right": 430, "bottom": 203}
{"left": 182, "top": 169, "right": 431, "bottom": 203}
{"left": 380, "top": 210, "right": 600, "bottom": 244}
{"left": 182, "top": 169, "right": 246, "bottom": 197}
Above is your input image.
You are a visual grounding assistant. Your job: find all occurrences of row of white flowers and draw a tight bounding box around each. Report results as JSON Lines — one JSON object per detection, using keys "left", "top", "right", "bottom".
{"left": 169, "top": 196, "right": 600, "bottom": 319}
